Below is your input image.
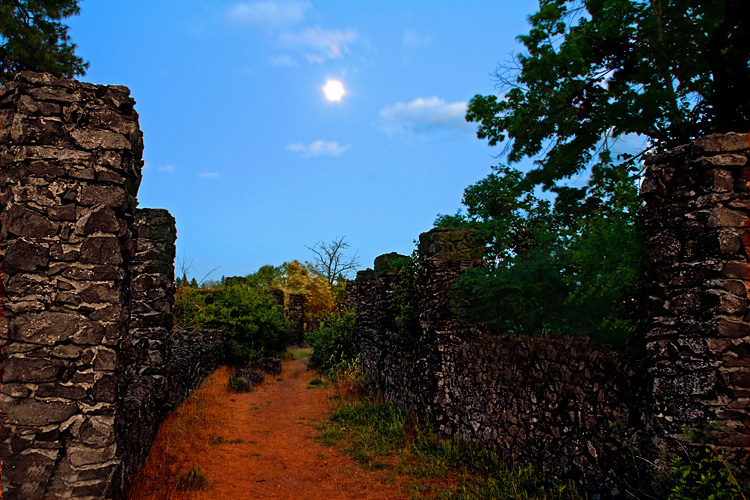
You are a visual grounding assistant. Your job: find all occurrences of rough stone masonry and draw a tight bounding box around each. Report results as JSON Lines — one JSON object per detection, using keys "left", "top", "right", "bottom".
{"left": 0, "top": 72, "right": 226, "bottom": 499}
{"left": 351, "top": 135, "right": 750, "bottom": 497}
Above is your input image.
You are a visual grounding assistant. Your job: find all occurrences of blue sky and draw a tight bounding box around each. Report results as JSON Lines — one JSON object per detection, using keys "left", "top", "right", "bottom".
{"left": 67, "top": 1, "right": 541, "bottom": 281}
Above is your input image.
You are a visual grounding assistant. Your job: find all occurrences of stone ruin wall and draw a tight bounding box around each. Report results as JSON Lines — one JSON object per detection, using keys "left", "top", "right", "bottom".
{"left": 350, "top": 134, "right": 750, "bottom": 497}
{"left": 0, "top": 72, "right": 226, "bottom": 499}
{"left": 640, "top": 133, "right": 750, "bottom": 472}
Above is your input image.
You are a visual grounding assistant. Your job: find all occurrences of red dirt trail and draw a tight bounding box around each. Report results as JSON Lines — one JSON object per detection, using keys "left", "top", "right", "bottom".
{"left": 130, "top": 357, "right": 408, "bottom": 500}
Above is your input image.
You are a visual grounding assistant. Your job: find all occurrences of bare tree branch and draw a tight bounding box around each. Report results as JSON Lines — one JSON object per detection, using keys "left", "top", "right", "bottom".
{"left": 305, "top": 236, "right": 360, "bottom": 285}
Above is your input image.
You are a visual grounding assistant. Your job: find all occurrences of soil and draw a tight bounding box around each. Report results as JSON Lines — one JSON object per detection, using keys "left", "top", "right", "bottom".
{"left": 140, "top": 356, "right": 409, "bottom": 500}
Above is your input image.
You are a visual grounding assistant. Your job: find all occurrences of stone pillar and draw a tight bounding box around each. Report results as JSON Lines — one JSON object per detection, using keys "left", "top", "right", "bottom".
{"left": 0, "top": 71, "right": 142, "bottom": 499}
{"left": 115, "top": 208, "right": 176, "bottom": 491}
{"left": 287, "top": 293, "right": 306, "bottom": 345}
{"left": 416, "top": 228, "right": 484, "bottom": 424}
{"left": 269, "top": 288, "right": 285, "bottom": 307}
{"left": 641, "top": 132, "right": 750, "bottom": 472}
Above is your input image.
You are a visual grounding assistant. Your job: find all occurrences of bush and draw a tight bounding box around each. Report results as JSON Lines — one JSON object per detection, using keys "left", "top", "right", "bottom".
{"left": 173, "top": 286, "right": 208, "bottom": 330}
{"left": 203, "top": 285, "right": 290, "bottom": 364}
{"left": 305, "top": 309, "right": 356, "bottom": 375}
{"left": 668, "top": 447, "right": 749, "bottom": 500}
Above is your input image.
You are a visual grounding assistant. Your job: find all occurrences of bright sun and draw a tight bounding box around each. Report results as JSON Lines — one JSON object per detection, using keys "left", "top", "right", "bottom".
{"left": 323, "top": 80, "right": 345, "bottom": 101}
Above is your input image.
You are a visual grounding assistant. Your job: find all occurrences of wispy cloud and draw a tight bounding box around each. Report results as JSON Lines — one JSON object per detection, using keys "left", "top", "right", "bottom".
{"left": 380, "top": 97, "right": 472, "bottom": 137}
{"left": 158, "top": 165, "right": 176, "bottom": 172}
{"left": 403, "top": 29, "right": 432, "bottom": 48}
{"left": 287, "top": 140, "right": 351, "bottom": 158}
{"left": 225, "top": 1, "right": 311, "bottom": 28}
{"left": 224, "top": 2, "right": 359, "bottom": 66}
{"left": 279, "top": 27, "right": 358, "bottom": 61}
{"left": 269, "top": 54, "right": 300, "bottom": 67}
{"left": 199, "top": 172, "right": 220, "bottom": 178}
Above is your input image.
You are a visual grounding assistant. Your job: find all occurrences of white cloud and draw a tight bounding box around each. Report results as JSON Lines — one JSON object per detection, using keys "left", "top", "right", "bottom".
{"left": 279, "top": 27, "right": 358, "bottom": 61}
{"left": 225, "top": 1, "right": 311, "bottom": 28}
{"left": 380, "top": 97, "right": 472, "bottom": 136}
{"left": 286, "top": 140, "right": 351, "bottom": 158}
{"left": 199, "top": 172, "right": 220, "bottom": 178}
{"left": 269, "top": 54, "right": 300, "bottom": 67}
{"left": 158, "top": 165, "right": 175, "bottom": 172}
{"left": 403, "top": 29, "right": 431, "bottom": 48}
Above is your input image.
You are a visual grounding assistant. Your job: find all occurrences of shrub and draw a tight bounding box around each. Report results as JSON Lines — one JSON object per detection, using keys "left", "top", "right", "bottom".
{"left": 668, "top": 447, "right": 748, "bottom": 500}
{"left": 201, "top": 285, "right": 290, "bottom": 364}
{"left": 390, "top": 254, "right": 420, "bottom": 340}
{"left": 173, "top": 286, "right": 207, "bottom": 330}
{"left": 305, "top": 309, "right": 356, "bottom": 375}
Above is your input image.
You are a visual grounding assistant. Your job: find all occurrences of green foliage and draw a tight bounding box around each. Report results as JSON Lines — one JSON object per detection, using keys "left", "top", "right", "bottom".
{"left": 466, "top": 0, "right": 750, "bottom": 189}
{"left": 390, "top": 254, "right": 420, "bottom": 340}
{"left": 669, "top": 447, "right": 749, "bottom": 500}
{"left": 173, "top": 285, "right": 290, "bottom": 364}
{"left": 442, "top": 164, "right": 643, "bottom": 345}
{"left": 319, "top": 398, "right": 585, "bottom": 499}
{"left": 173, "top": 286, "right": 207, "bottom": 330}
{"left": 452, "top": 1, "right": 750, "bottom": 345}
{"left": 0, "top": 1, "right": 89, "bottom": 83}
{"left": 203, "top": 285, "right": 290, "bottom": 363}
{"left": 305, "top": 309, "right": 356, "bottom": 375}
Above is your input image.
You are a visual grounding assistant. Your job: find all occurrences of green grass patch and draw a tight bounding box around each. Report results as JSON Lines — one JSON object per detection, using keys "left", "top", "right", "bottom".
{"left": 287, "top": 346, "right": 313, "bottom": 360}
{"left": 318, "top": 397, "right": 586, "bottom": 500}
{"left": 308, "top": 377, "right": 325, "bottom": 387}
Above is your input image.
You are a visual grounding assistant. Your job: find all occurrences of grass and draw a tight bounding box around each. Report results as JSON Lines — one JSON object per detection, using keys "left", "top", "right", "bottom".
{"left": 287, "top": 346, "right": 313, "bottom": 360}
{"left": 318, "top": 394, "right": 587, "bottom": 500}
{"left": 175, "top": 466, "right": 210, "bottom": 491}
{"left": 228, "top": 373, "right": 254, "bottom": 393}
{"left": 209, "top": 435, "right": 244, "bottom": 445}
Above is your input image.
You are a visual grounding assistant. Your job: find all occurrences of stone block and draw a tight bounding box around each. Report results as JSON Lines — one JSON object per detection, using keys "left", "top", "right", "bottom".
{"left": 6, "top": 312, "right": 88, "bottom": 345}
{"left": 68, "top": 443, "right": 116, "bottom": 467}
{"left": 79, "top": 185, "right": 126, "bottom": 208}
{"left": 3, "top": 398, "right": 78, "bottom": 426}
{"left": 71, "top": 128, "right": 130, "bottom": 150}
{"left": 3, "top": 356, "right": 66, "bottom": 383}
{"left": 79, "top": 236, "right": 122, "bottom": 264}
{"left": 693, "top": 133, "right": 750, "bottom": 154}
{"left": 4, "top": 204, "right": 59, "bottom": 238}
{"left": 79, "top": 206, "right": 120, "bottom": 234}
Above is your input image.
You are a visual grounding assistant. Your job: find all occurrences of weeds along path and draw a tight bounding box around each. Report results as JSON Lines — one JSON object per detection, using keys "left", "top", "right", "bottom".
{"left": 128, "top": 355, "right": 407, "bottom": 500}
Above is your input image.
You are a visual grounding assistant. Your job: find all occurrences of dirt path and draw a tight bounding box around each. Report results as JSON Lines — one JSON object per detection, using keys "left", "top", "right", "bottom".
{"left": 134, "top": 356, "right": 408, "bottom": 500}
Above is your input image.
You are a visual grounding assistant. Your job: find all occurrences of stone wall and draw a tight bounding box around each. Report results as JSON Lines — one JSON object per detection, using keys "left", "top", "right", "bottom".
{"left": 0, "top": 72, "right": 226, "bottom": 499}
{"left": 351, "top": 139, "right": 750, "bottom": 495}
{"left": 287, "top": 293, "right": 306, "bottom": 345}
{"left": 115, "top": 208, "right": 176, "bottom": 491}
{"left": 351, "top": 229, "right": 639, "bottom": 494}
{"left": 640, "top": 132, "right": 750, "bottom": 472}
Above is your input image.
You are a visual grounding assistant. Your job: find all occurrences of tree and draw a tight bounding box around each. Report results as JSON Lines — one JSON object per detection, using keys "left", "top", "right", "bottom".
{"left": 277, "top": 260, "right": 336, "bottom": 320}
{"left": 0, "top": 1, "right": 88, "bottom": 83}
{"left": 305, "top": 237, "right": 360, "bottom": 286}
{"left": 466, "top": 0, "right": 750, "bottom": 191}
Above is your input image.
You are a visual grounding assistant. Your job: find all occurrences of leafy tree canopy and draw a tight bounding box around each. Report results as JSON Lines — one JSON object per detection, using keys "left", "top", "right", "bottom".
{"left": 466, "top": 0, "right": 750, "bottom": 190}
{"left": 0, "top": 0, "right": 88, "bottom": 83}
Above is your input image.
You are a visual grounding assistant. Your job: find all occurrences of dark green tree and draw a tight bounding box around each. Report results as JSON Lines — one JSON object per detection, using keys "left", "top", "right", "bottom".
{"left": 438, "top": 0, "right": 743, "bottom": 343}
{"left": 0, "top": 0, "right": 88, "bottom": 83}
{"left": 466, "top": 0, "right": 750, "bottom": 190}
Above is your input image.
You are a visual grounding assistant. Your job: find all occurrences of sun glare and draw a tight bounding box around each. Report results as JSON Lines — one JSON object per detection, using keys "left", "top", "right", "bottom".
{"left": 323, "top": 80, "right": 345, "bottom": 101}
